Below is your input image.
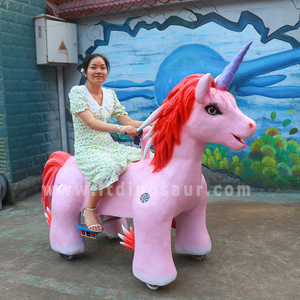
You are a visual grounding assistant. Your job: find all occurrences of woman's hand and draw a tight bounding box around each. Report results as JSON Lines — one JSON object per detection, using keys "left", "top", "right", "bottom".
{"left": 120, "top": 125, "right": 137, "bottom": 138}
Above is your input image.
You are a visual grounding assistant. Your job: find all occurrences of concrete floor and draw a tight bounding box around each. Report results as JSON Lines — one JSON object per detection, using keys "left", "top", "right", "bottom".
{"left": 0, "top": 192, "right": 299, "bottom": 300}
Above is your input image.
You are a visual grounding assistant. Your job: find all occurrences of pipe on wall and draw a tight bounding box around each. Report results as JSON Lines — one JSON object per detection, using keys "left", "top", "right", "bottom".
{"left": 57, "top": 66, "right": 68, "bottom": 152}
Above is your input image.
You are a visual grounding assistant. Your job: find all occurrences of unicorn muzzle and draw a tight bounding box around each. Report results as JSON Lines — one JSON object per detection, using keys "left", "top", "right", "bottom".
{"left": 232, "top": 134, "right": 247, "bottom": 147}
{"left": 231, "top": 119, "right": 256, "bottom": 147}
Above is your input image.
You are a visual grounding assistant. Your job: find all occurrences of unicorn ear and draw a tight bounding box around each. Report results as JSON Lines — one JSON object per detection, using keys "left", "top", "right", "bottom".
{"left": 195, "top": 73, "right": 211, "bottom": 104}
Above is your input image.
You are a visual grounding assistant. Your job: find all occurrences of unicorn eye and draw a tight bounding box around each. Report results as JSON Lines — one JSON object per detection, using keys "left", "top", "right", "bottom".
{"left": 205, "top": 104, "right": 222, "bottom": 115}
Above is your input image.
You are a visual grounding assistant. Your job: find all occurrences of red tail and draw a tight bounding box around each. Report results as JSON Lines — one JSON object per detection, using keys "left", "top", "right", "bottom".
{"left": 118, "top": 225, "right": 135, "bottom": 251}
{"left": 41, "top": 151, "right": 72, "bottom": 227}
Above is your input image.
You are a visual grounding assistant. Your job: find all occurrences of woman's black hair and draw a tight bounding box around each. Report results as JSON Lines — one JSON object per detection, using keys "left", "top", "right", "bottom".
{"left": 82, "top": 54, "right": 110, "bottom": 73}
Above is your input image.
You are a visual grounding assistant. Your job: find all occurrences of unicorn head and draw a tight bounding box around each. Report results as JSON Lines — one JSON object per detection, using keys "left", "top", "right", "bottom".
{"left": 189, "top": 41, "right": 256, "bottom": 149}
{"left": 139, "top": 42, "right": 256, "bottom": 172}
{"left": 190, "top": 73, "right": 256, "bottom": 148}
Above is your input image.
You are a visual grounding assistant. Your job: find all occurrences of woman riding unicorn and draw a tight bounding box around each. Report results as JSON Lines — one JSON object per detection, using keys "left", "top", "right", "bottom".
{"left": 69, "top": 53, "right": 145, "bottom": 233}
{"left": 41, "top": 42, "right": 256, "bottom": 289}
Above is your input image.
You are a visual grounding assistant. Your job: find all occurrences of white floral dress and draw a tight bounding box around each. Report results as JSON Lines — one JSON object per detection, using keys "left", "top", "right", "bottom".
{"left": 69, "top": 85, "right": 141, "bottom": 191}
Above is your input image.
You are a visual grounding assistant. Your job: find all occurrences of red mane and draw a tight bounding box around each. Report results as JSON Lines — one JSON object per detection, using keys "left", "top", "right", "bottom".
{"left": 151, "top": 74, "right": 215, "bottom": 172}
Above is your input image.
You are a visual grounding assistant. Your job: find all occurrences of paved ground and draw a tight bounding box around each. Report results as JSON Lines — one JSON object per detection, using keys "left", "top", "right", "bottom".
{"left": 0, "top": 192, "right": 299, "bottom": 300}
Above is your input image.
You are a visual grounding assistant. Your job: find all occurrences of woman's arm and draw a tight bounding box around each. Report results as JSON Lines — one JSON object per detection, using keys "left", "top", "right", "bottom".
{"left": 77, "top": 109, "right": 138, "bottom": 137}
{"left": 117, "top": 114, "right": 143, "bottom": 128}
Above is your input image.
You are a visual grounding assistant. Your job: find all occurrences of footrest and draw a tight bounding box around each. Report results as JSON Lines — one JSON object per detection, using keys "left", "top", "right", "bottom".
{"left": 77, "top": 223, "right": 99, "bottom": 239}
{"left": 77, "top": 217, "right": 121, "bottom": 239}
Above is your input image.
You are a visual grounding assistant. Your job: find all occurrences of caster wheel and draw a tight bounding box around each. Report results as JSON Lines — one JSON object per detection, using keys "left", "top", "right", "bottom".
{"left": 60, "top": 253, "right": 74, "bottom": 260}
{"left": 146, "top": 283, "right": 158, "bottom": 290}
{"left": 193, "top": 254, "right": 206, "bottom": 261}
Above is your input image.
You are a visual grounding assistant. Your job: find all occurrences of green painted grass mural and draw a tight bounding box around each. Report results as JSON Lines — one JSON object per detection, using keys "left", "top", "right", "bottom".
{"left": 202, "top": 110, "right": 300, "bottom": 190}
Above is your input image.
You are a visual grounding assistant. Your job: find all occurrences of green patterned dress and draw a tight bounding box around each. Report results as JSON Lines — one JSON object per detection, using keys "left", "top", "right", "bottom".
{"left": 69, "top": 85, "right": 141, "bottom": 191}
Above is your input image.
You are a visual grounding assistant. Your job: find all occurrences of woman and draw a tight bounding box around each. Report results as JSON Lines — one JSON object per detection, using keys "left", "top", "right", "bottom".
{"left": 69, "top": 54, "right": 143, "bottom": 232}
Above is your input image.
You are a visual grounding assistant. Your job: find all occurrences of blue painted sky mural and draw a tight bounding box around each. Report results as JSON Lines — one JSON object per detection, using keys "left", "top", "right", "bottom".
{"left": 75, "top": 7, "right": 300, "bottom": 190}
{"left": 78, "top": 10, "right": 299, "bottom": 141}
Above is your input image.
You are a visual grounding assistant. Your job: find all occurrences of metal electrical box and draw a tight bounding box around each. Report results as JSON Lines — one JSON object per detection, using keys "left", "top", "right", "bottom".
{"left": 34, "top": 14, "right": 78, "bottom": 65}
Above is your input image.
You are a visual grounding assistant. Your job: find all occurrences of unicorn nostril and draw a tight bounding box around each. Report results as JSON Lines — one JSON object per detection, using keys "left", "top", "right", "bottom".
{"left": 249, "top": 123, "right": 254, "bottom": 129}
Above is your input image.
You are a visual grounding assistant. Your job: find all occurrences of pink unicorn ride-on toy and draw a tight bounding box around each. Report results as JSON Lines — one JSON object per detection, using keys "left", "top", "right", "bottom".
{"left": 41, "top": 42, "right": 256, "bottom": 289}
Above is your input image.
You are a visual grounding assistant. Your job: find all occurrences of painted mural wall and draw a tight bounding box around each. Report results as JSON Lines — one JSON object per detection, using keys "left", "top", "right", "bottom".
{"left": 64, "top": 0, "right": 300, "bottom": 192}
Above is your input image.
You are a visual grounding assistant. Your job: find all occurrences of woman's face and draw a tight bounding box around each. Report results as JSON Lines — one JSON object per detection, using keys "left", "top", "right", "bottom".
{"left": 84, "top": 57, "right": 108, "bottom": 85}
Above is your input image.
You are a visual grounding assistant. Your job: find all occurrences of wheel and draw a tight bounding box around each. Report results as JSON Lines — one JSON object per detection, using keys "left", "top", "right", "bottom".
{"left": 146, "top": 283, "right": 159, "bottom": 290}
{"left": 60, "top": 253, "right": 74, "bottom": 260}
{"left": 193, "top": 254, "right": 206, "bottom": 261}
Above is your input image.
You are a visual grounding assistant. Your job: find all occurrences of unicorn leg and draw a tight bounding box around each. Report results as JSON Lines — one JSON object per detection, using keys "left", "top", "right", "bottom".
{"left": 174, "top": 176, "right": 211, "bottom": 255}
{"left": 49, "top": 184, "right": 86, "bottom": 256}
{"left": 132, "top": 216, "right": 177, "bottom": 286}
{"left": 132, "top": 192, "right": 177, "bottom": 286}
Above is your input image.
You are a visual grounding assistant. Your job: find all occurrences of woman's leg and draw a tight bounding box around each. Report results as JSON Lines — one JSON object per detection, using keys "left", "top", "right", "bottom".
{"left": 83, "top": 188, "right": 109, "bottom": 232}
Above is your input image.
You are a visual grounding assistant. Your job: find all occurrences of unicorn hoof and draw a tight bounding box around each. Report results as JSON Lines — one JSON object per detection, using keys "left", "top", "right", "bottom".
{"left": 60, "top": 253, "right": 74, "bottom": 260}
{"left": 146, "top": 283, "right": 159, "bottom": 290}
{"left": 193, "top": 255, "right": 206, "bottom": 261}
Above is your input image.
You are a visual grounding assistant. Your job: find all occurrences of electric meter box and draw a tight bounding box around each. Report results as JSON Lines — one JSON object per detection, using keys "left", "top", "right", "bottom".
{"left": 34, "top": 14, "right": 78, "bottom": 65}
